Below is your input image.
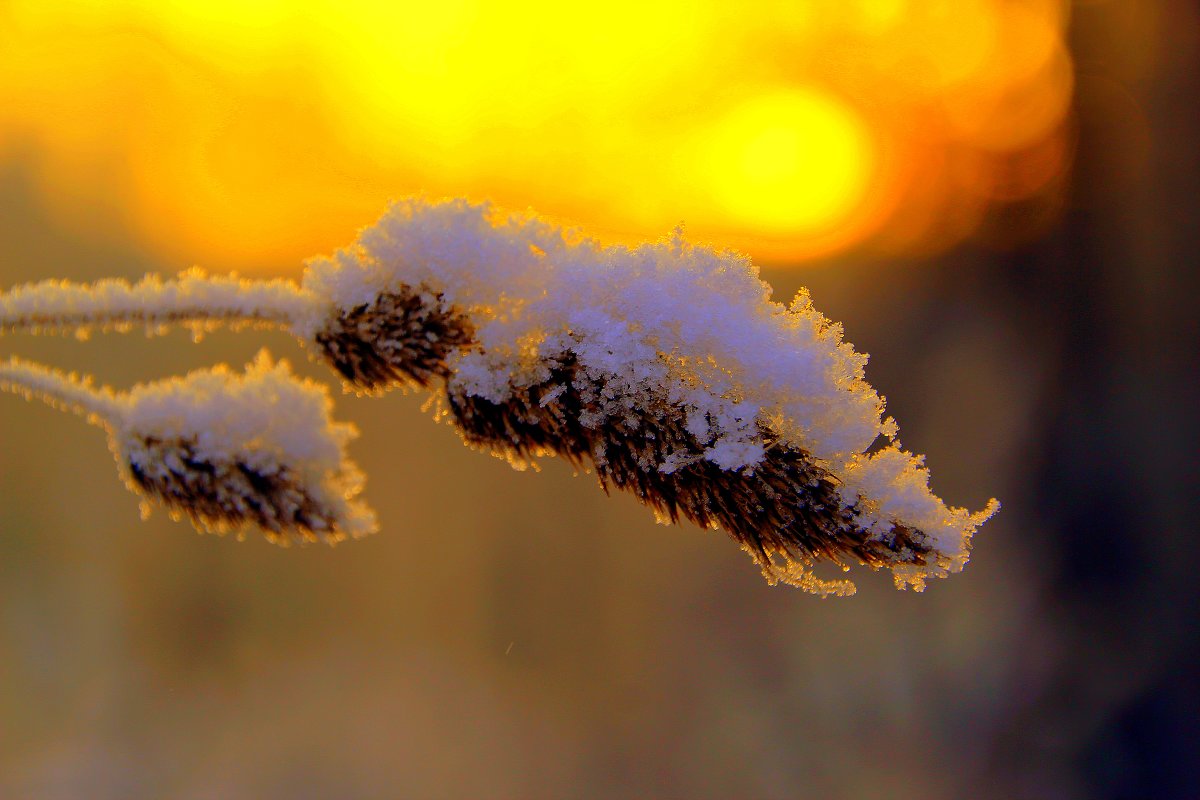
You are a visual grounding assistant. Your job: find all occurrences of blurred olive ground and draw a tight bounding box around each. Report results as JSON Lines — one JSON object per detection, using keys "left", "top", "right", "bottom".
{"left": 3, "top": 7, "right": 1199, "bottom": 800}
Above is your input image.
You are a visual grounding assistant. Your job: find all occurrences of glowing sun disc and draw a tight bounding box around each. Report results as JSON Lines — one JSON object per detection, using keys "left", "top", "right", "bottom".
{"left": 699, "top": 89, "right": 876, "bottom": 237}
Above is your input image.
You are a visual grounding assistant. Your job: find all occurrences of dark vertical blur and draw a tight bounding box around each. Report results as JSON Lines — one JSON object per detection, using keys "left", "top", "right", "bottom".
{"left": 983, "top": 1, "right": 1200, "bottom": 796}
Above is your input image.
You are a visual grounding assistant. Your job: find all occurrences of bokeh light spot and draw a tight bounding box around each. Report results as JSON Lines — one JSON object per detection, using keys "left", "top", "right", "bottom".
{"left": 700, "top": 90, "right": 874, "bottom": 236}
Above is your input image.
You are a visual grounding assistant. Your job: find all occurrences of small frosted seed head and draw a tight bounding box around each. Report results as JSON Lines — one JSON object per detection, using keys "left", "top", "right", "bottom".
{"left": 124, "top": 435, "right": 360, "bottom": 543}
{"left": 313, "top": 285, "right": 474, "bottom": 392}
{"left": 112, "top": 351, "right": 377, "bottom": 543}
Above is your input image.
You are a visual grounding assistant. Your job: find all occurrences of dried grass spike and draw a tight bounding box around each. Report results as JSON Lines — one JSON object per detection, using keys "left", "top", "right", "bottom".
{"left": 0, "top": 353, "right": 377, "bottom": 544}
{"left": 125, "top": 435, "right": 347, "bottom": 543}
{"left": 115, "top": 351, "right": 377, "bottom": 542}
{"left": 444, "top": 352, "right": 945, "bottom": 595}
{"left": 312, "top": 285, "right": 474, "bottom": 392}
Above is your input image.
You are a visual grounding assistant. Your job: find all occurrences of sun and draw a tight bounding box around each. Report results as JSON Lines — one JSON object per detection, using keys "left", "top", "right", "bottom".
{"left": 698, "top": 89, "right": 876, "bottom": 238}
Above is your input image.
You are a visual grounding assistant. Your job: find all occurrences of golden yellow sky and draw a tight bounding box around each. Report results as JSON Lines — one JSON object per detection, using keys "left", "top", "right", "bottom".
{"left": 0, "top": 0, "right": 1074, "bottom": 269}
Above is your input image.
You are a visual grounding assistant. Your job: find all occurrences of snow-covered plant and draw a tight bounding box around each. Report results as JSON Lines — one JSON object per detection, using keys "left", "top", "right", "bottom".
{"left": 0, "top": 197, "right": 997, "bottom": 595}
{"left": 0, "top": 351, "right": 375, "bottom": 543}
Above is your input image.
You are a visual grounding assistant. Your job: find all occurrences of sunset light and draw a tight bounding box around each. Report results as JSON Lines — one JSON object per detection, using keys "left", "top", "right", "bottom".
{"left": 0, "top": 1, "right": 1075, "bottom": 267}
{"left": 695, "top": 89, "right": 874, "bottom": 244}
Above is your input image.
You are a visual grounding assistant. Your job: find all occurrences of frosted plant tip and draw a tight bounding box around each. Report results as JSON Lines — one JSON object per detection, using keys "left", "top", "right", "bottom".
{"left": 115, "top": 351, "right": 377, "bottom": 543}
{"left": 296, "top": 197, "right": 998, "bottom": 594}
{"left": 309, "top": 285, "right": 475, "bottom": 392}
{"left": 0, "top": 353, "right": 377, "bottom": 544}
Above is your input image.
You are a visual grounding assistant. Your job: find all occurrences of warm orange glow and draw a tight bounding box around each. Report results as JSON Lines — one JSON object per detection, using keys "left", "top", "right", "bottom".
{"left": 696, "top": 90, "right": 874, "bottom": 236}
{"left": 0, "top": 0, "right": 1077, "bottom": 268}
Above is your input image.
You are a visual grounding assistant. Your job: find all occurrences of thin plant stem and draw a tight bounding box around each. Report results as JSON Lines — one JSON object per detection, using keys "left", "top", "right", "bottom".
{"left": 0, "top": 269, "right": 321, "bottom": 337}
{"left": 0, "top": 356, "right": 123, "bottom": 425}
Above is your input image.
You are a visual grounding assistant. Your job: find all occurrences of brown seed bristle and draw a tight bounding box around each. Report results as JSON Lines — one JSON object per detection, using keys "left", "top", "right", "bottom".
{"left": 126, "top": 435, "right": 340, "bottom": 543}
{"left": 446, "top": 353, "right": 933, "bottom": 572}
{"left": 314, "top": 285, "right": 474, "bottom": 391}
{"left": 446, "top": 352, "right": 593, "bottom": 465}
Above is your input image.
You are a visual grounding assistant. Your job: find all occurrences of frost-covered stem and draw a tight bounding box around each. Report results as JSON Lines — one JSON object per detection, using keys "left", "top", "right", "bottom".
{"left": 0, "top": 357, "right": 122, "bottom": 425}
{"left": 0, "top": 270, "right": 321, "bottom": 336}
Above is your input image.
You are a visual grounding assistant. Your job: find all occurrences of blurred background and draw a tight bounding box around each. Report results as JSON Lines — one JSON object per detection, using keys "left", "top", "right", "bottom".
{"left": 0, "top": 1, "right": 1196, "bottom": 797}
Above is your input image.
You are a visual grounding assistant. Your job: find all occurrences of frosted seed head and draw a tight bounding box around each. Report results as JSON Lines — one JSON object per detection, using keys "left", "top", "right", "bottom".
{"left": 305, "top": 196, "right": 998, "bottom": 592}
{"left": 322, "top": 197, "right": 890, "bottom": 471}
{"left": 124, "top": 435, "right": 354, "bottom": 542}
{"left": 311, "top": 285, "right": 474, "bottom": 393}
{"left": 444, "top": 350, "right": 946, "bottom": 594}
{"left": 112, "top": 351, "right": 377, "bottom": 543}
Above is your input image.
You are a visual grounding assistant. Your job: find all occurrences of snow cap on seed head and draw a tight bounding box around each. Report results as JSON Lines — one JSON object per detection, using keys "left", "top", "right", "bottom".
{"left": 113, "top": 350, "right": 377, "bottom": 543}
